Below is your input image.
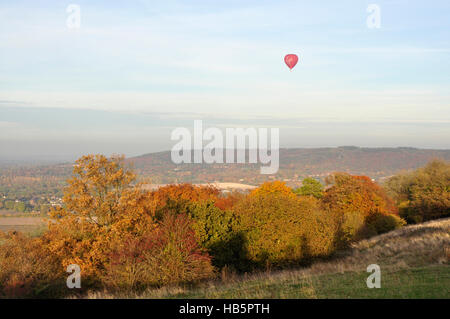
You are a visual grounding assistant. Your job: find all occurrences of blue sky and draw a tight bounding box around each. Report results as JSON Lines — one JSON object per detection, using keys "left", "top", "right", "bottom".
{"left": 0, "top": 0, "right": 449, "bottom": 161}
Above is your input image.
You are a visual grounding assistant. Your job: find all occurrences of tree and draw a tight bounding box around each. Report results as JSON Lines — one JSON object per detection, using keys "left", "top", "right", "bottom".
{"left": 189, "top": 201, "right": 244, "bottom": 269}
{"left": 385, "top": 159, "right": 450, "bottom": 223}
{"left": 4, "top": 200, "right": 14, "bottom": 210}
{"left": 61, "top": 154, "right": 136, "bottom": 226}
{"left": 235, "top": 183, "right": 337, "bottom": 269}
{"left": 104, "top": 213, "right": 214, "bottom": 290}
{"left": 322, "top": 173, "right": 402, "bottom": 243}
{"left": 145, "top": 184, "right": 219, "bottom": 220}
{"left": 323, "top": 173, "right": 397, "bottom": 217}
{"left": 249, "top": 181, "right": 296, "bottom": 199}
{"left": 44, "top": 154, "right": 148, "bottom": 280}
{"left": 14, "top": 201, "right": 26, "bottom": 213}
{"left": 294, "top": 178, "right": 324, "bottom": 198}
{"left": 43, "top": 154, "right": 214, "bottom": 288}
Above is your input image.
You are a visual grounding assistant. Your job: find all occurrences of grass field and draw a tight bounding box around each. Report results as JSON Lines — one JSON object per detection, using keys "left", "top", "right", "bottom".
{"left": 86, "top": 218, "right": 450, "bottom": 299}
{"left": 0, "top": 216, "right": 46, "bottom": 236}
{"left": 135, "top": 265, "right": 448, "bottom": 299}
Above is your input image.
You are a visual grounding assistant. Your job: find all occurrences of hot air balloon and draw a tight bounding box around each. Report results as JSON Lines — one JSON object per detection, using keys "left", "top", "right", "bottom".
{"left": 284, "top": 54, "right": 298, "bottom": 70}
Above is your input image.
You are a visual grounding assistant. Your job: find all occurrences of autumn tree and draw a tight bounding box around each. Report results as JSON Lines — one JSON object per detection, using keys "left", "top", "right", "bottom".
{"left": 44, "top": 155, "right": 214, "bottom": 286}
{"left": 323, "top": 173, "right": 397, "bottom": 217}
{"left": 0, "top": 232, "right": 64, "bottom": 298}
{"left": 385, "top": 159, "right": 450, "bottom": 223}
{"left": 61, "top": 154, "right": 136, "bottom": 226}
{"left": 105, "top": 213, "right": 214, "bottom": 290}
{"left": 145, "top": 183, "right": 219, "bottom": 219}
{"left": 214, "top": 191, "right": 245, "bottom": 211}
{"left": 234, "top": 182, "right": 337, "bottom": 269}
{"left": 249, "top": 181, "right": 296, "bottom": 199}
{"left": 322, "top": 173, "right": 403, "bottom": 243}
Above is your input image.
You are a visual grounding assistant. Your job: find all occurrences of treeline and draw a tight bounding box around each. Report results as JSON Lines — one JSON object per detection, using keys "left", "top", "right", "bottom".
{"left": 0, "top": 155, "right": 448, "bottom": 298}
{"left": 385, "top": 159, "right": 450, "bottom": 223}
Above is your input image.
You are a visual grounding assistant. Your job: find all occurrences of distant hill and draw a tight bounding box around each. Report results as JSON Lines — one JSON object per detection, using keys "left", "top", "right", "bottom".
{"left": 1, "top": 147, "right": 449, "bottom": 188}
{"left": 128, "top": 147, "right": 450, "bottom": 186}
{"left": 1, "top": 147, "right": 449, "bottom": 203}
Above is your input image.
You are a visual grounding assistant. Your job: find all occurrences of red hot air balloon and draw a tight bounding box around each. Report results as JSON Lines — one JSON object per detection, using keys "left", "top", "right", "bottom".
{"left": 284, "top": 54, "right": 298, "bottom": 70}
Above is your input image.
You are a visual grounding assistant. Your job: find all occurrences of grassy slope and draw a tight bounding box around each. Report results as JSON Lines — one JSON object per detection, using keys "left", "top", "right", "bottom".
{"left": 123, "top": 218, "right": 450, "bottom": 299}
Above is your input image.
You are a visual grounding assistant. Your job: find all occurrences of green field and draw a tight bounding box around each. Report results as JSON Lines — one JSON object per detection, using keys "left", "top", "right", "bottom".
{"left": 148, "top": 265, "right": 448, "bottom": 299}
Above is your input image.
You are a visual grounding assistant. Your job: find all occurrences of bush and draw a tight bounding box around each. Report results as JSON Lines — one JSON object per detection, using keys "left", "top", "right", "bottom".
{"left": 294, "top": 178, "right": 324, "bottom": 199}
{"left": 214, "top": 191, "right": 245, "bottom": 211}
{"left": 300, "top": 200, "right": 339, "bottom": 257}
{"left": 386, "top": 159, "right": 450, "bottom": 223}
{"left": 105, "top": 214, "right": 214, "bottom": 291}
{"left": 0, "top": 232, "right": 65, "bottom": 298}
{"left": 141, "top": 184, "right": 220, "bottom": 220}
{"left": 366, "top": 213, "right": 406, "bottom": 235}
{"left": 323, "top": 173, "right": 398, "bottom": 217}
{"left": 250, "top": 181, "right": 297, "bottom": 199}
{"left": 337, "top": 211, "right": 367, "bottom": 246}
{"left": 189, "top": 201, "right": 245, "bottom": 270}
{"left": 322, "top": 173, "right": 403, "bottom": 244}
{"left": 35, "top": 156, "right": 215, "bottom": 295}
{"left": 235, "top": 184, "right": 337, "bottom": 269}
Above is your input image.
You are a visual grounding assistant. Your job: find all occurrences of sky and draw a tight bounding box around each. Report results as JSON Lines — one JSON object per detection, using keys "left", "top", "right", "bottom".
{"left": 0, "top": 0, "right": 449, "bottom": 162}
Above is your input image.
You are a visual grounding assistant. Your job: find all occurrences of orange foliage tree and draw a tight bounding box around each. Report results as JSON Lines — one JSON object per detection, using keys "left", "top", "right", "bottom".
{"left": 322, "top": 173, "right": 404, "bottom": 243}
{"left": 322, "top": 173, "right": 397, "bottom": 217}
{"left": 144, "top": 184, "right": 219, "bottom": 219}
{"left": 249, "top": 181, "right": 297, "bottom": 199}
{"left": 43, "top": 155, "right": 214, "bottom": 290}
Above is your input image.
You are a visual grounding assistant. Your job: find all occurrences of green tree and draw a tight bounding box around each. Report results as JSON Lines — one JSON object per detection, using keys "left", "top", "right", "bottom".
{"left": 189, "top": 201, "right": 243, "bottom": 269}
{"left": 4, "top": 200, "right": 14, "bottom": 210}
{"left": 294, "top": 178, "right": 324, "bottom": 199}
{"left": 14, "top": 201, "right": 26, "bottom": 212}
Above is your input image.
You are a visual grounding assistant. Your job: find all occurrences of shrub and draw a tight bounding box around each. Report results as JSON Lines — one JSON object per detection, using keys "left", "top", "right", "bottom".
{"left": 294, "top": 178, "right": 324, "bottom": 199}
{"left": 0, "top": 232, "right": 65, "bottom": 298}
{"left": 337, "top": 211, "right": 367, "bottom": 246}
{"left": 322, "top": 173, "right": 403, "bottom": 244}
{"left": 323, "top": 173, "right": 397, "bottom": 217}
{"left": 146, "top": 184, "right": 220, "bottom": 220}
{"left": 386, "top": 159, "right": 450, "bottom": 223}
{"left": 37, "top": 156, "right": 215, "bottom": 295}
{"left": 235, "top": 184, "right": 337, "bottom": 269}
{"left": 299, "top": 199, "right": 339, "bottom": 257}
{"left": 105, "top": 214, "right": 214, "bottom": 290}
{"left": 249, "top": 181, "right": 296, "bottom": 199}
{"left": 366, "top": 213, "right": 406, "bottom": 235}
{"left": 214, "top": 191, "right": 245, "bottom": 211}
{"left": 189, "top": 201, "right": 245, "bottom": 270}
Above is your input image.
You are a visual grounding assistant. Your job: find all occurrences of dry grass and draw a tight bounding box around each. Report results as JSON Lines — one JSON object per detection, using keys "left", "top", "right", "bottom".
{"left": 336, "top": 217, "right": 450, "bottom": 269}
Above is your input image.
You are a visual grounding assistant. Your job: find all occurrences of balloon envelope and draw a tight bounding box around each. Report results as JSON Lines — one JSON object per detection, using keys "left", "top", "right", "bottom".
{"left": 284, "top": 54, "right": 299, "bottom": 70}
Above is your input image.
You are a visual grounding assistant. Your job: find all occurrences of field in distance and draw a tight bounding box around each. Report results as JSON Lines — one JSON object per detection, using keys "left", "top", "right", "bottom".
{"left": 0, "top": 211, "right": 46, "bottom": 235}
